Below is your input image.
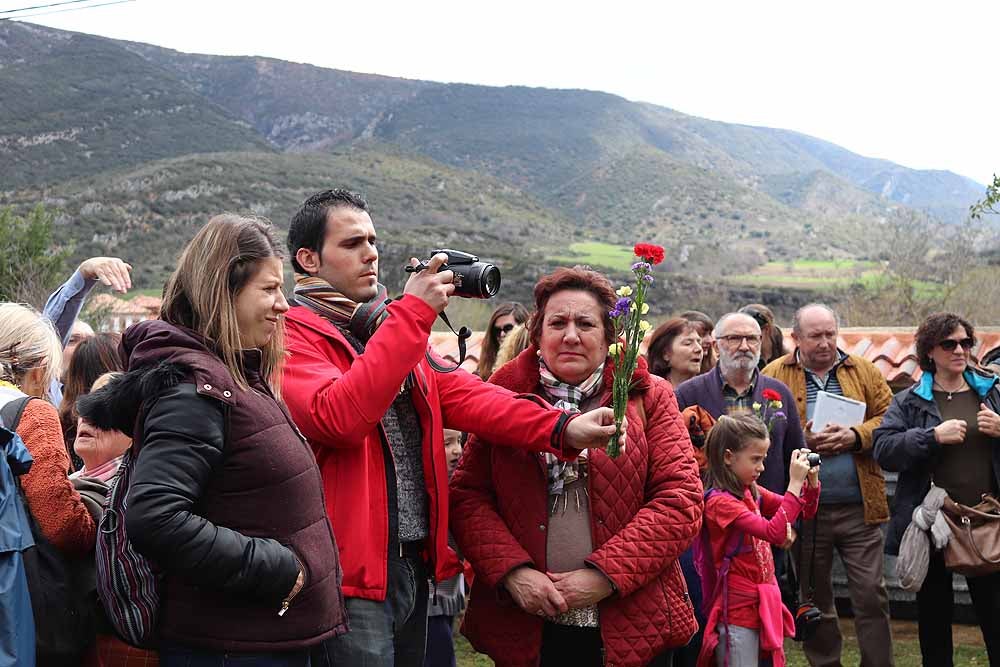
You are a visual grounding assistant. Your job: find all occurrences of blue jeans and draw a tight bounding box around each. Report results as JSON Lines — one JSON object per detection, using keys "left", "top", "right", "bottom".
{"left": 159, "top": 641, "right": 334, "bottom": 667}
{"left": 325, "top": 547, "right": 430, "bottom": 667}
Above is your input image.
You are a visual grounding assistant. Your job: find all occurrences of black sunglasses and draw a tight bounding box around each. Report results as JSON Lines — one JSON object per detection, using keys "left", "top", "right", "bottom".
{"left": 493, "top": 323, "right": 516, "bottom": 335}
{"left": 938, "top": 338, "right": 974, "bottom": 352}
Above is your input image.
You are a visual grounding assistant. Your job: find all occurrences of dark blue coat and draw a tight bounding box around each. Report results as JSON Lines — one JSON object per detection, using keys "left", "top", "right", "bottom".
{"left": 873, "top": 368, "right": 1000, "bottom": 555}
{"left": 0, "top": 424, "right": 35, "bottom": 667}
{"left": 675, "top": 366, "right": 805, "bottom": 494}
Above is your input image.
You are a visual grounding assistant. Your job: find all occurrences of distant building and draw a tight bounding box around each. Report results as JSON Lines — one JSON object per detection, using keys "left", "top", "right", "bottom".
{"left": 86, "top": 294, "right": 161, "bottom": 333}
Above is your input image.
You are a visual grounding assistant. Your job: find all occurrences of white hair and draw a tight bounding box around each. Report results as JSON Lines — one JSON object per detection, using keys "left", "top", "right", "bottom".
{"left": 0, "top": 302, "right": 63, "bottom": 395}
{"left": 713, "top": 312, "right": 761, "bottom": 339}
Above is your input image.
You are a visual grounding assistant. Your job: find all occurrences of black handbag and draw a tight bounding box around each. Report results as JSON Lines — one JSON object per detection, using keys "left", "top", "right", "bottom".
{"left": 3, "top": 397, "right": 96, "bottom": 665}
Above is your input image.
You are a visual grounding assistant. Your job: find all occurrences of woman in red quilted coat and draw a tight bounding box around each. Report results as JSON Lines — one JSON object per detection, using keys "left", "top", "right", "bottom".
{"left": 450, "top": 267, "right": 704, "bottom": 667}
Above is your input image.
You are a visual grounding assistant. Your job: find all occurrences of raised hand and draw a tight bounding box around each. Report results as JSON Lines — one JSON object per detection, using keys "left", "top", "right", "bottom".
{"left": 79, "top": 256, "right": 133, "bottom": 293}
{"left": 402, "top": 253, "right": 454, "bottom": 313}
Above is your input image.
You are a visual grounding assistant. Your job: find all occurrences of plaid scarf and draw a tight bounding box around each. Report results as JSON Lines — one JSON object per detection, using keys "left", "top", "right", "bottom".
{"left": 538, "top": 358, "right": 605, "bottom": 496}
{"left": 293, "top": 274, "right": 416, "bottom": 390}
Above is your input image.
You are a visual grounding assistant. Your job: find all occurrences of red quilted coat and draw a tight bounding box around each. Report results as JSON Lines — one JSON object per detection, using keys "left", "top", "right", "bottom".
{"left": 451, "top": 348, "right": 704, "bottom": 667}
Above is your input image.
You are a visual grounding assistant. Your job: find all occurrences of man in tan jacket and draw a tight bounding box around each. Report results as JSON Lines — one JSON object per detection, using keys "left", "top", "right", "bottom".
{"left": 762, "top": 303, "right": 894, "bottom": 667}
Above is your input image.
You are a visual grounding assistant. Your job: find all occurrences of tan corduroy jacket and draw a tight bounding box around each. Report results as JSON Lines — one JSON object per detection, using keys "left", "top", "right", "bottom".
{"left": 762, "top": 351, "right": 891, "bottom": 524}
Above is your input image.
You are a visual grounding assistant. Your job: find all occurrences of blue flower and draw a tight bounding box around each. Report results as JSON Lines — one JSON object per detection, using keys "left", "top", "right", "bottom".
{"left": 609, "top": 296, "right": 632, "bottom": 318}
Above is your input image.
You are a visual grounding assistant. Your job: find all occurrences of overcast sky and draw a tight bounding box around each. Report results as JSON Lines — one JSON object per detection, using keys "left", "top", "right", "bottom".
{"left": 13, "top": 0, "right": 999, "bottom": 185}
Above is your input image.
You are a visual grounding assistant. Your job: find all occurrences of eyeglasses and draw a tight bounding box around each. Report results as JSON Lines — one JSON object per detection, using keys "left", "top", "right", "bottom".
{"left": 493, "top": 323, "right": 516, "bottom": 336}
{"left": 718, "top": 334, "right": 762, "bottom": 346}
{"left": 938, "top": 338, "right": 974, "bottom": 352}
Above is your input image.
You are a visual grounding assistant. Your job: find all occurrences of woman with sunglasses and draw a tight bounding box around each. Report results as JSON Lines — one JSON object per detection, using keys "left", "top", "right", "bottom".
{"left": 874, "top": 312, "right": 1000, "bottom": 666}
{"left": 476, "top": 302, "right": 529, "bottom": 379}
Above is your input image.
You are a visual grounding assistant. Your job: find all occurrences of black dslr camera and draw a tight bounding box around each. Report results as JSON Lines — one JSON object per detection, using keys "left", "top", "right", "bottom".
{"left": 806, "top": 452, "right": 821, "bottom": 467}
{"left": 407, "top": 249, "right": 501, "bottom": 299}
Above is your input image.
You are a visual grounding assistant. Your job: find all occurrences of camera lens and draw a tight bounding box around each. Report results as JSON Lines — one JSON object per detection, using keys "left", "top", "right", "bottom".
{"left": 807, "top": 453, "right": 821, "bottom": 467}
{"left": 481, "top": 265, "right": 501, "bottom": 298}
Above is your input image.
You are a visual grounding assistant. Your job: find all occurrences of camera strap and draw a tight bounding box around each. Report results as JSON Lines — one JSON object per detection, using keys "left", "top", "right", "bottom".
{"left": 425, "top": 311, "right": 473, "bottom": 373}
{"left": 808, "top": 506, "right": 818, "bottom": 600}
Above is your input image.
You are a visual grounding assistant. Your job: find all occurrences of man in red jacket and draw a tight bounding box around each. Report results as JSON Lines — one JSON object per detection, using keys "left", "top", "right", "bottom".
{"left": 281, "top": 189, "right": 623, "bottom": 667}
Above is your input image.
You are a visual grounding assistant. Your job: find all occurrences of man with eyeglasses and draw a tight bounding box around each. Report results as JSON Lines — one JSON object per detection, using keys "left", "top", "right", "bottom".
{"left": 762, "top": 303, "right": 894, "bottom": 667}
{"left": 675, "top": 311, "right": 805, "bottom": 495}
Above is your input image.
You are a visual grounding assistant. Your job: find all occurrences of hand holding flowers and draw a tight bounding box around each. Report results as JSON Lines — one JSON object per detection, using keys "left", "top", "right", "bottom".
{"left": 606, "top": 243, "right": 665, "bottom": 458}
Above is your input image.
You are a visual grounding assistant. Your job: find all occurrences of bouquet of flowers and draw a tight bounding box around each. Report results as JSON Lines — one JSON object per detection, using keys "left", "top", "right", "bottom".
{"left": 606, "top": 243, "right": 665, "bottom": 458}
{"left": 752, "top": 388, "right": 787, "bottom": 433}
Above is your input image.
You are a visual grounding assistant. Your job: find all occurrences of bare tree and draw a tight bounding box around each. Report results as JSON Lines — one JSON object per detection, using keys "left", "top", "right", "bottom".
{"left": 838, "top": 209, "right": 1000, "bottom": 326}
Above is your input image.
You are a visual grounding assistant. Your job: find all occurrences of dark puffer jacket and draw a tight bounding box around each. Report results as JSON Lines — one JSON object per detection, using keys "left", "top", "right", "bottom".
{"left": 79, "top": 320, "right": 346, "bottom": 651}
{"left": 450, "top": 349, "right": 703, "bottom": 667}
{"left": 873, "top": 368, "right": 1000, "bottom": 555}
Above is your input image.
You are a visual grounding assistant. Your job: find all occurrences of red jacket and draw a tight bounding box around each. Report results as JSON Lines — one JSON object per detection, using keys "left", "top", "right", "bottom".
{"left": 450, "top": 350, "right": 704, "bottom": 667}
{"left": 282, "top": 295, "right": 576, "bottom": 601}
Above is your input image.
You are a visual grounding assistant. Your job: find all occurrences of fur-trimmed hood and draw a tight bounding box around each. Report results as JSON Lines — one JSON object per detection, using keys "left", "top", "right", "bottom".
{"left": 78, "top": 319, "right": 246, "bottom": 437}
{"left": 77, "top": 360, "right": 187, "bottom": 437}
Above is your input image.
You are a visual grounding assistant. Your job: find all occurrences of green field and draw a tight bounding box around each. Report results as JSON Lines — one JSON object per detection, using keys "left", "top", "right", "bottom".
{"left": 726, "top": 259, "right": 880, "bottom": 289}
{"left": 549, "top": 241, "right": 638, "bottom": 271}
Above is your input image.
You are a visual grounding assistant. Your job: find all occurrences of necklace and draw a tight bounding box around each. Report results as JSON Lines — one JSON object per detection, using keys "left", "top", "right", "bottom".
{"left": 933, "top": 377, "right": 967, "bottom": 401}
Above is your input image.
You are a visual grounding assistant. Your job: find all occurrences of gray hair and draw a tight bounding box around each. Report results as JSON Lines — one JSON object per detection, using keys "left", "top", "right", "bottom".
{"left": 713, "top": 312, "right": 761, "bottom": 339}
{"left": 792, "top": 303, "right": 841, "bottom": 335}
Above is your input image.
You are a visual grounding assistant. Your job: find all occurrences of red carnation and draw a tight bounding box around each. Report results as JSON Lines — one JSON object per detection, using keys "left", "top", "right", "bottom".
{"left": 762, "top": 388, "right": 782, "bottom": 402}
{"left": 633, "top": 243, "right": 665, "bottom": 265}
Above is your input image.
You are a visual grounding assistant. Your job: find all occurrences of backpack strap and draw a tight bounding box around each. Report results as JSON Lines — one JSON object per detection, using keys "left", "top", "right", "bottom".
{"left": 1, "top": 395, "right": 35, "bottom": 433}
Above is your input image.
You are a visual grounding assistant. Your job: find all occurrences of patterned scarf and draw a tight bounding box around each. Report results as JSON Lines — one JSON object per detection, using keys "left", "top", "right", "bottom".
{"left": 538, "top": 358, "right": 605, "bottom": 496}
{"left": 293, "top": 274, "right": 416, "bottom": 390}
{"left": 293, "top": 274, "right": 392, "bottom": 343}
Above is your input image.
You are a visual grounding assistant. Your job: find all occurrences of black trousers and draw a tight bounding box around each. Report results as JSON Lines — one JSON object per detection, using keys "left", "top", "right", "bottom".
{"left": 540, "top": 623, "right": 674, "bottom": 667}
{"left": 917, "top": 551, "right": 1000, "bottom": 666}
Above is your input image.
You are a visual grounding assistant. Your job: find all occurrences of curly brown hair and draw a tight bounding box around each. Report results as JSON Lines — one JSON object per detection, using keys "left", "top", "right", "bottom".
{"left": 529, "top": 266, "right": 616, "bottom": 347}
{"left": 915, "top": 312, "right": 975, "bottom": 373}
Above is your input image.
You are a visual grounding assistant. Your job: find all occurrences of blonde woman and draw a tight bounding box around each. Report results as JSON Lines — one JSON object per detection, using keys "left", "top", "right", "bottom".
{"left": 0, "top": 303, "right": 95, "bottom": 556}
{"left": 490, "top": 322, "right": 531, "bottom": 376}
{"left": 80, "top": 215, "right": 346, "bottom": 665}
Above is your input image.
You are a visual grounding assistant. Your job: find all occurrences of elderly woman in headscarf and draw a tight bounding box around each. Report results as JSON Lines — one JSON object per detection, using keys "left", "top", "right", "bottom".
{"left": 451, "top": 266, "right": 703, "bottom": 667}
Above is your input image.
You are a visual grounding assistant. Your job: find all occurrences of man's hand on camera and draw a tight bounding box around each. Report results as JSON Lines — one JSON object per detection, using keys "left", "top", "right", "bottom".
{"left": 564, "top": 407, "right": 626, "bottom": 452}
{"left": 403, "top": 253, "right": 455, "bottom": 313}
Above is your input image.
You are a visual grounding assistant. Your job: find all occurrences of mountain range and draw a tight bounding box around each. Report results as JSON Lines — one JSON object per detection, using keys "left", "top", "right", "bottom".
{"left": 0, "top": 20, "right": 986, "bottom": 313}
